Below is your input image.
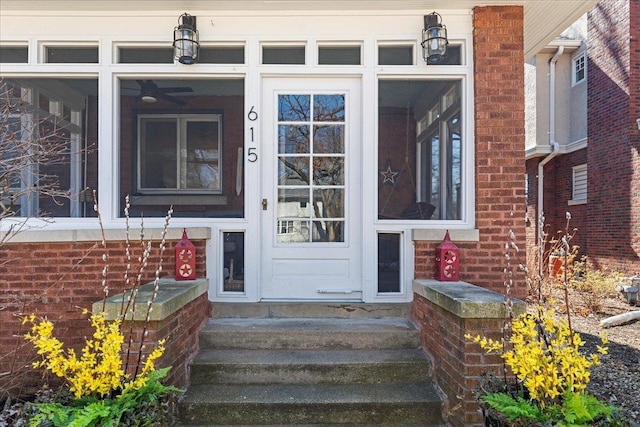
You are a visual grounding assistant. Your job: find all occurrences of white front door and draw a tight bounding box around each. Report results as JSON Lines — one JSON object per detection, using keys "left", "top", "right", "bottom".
{"left": 260, "top": 77, "right": 362, "bottom": 300}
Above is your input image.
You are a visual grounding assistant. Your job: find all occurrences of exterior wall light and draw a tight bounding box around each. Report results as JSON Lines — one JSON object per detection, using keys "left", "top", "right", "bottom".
{"left": 421, "top": 12, "right": 448, "bottom": 64}
{"left": 173, "top": 13, "right": 199, "bottom": 65}
{"left": 636, "top": 117, "right": 640, "bottom": 130}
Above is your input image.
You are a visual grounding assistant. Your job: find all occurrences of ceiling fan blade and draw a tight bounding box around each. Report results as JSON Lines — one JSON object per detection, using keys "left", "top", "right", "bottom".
{"left": 157, "top": 92, "right": 186, "bottom": 106}
{"left": 158, "top": 87, "right": 193, "bottom": 94}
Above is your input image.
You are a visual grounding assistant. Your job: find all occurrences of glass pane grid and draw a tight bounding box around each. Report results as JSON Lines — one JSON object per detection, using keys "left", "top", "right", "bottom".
{"left": 276, "top": 92, "right": 346, "bottom": 243}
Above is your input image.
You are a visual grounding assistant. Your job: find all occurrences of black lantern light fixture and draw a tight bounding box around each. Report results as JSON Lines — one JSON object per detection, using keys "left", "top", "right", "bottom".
{"left": 173, "top": 13, "right": 199, "bottom": 65}
{"left": 421, "top": 12, "right": 448, "bottom": 64}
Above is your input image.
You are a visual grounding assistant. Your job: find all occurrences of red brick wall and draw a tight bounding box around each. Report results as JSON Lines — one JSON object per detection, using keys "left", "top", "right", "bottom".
{"left": 412, "top": 294, "right": 504, "bottom": 427}
{"left": 526, "top": 149, "right": 588, "bottom": 253}
{"left": 632, "top": 0, "right": 640, "bottom": 269}
{"left": 414, "top": 6, "right": 527, "bottom": 298}
{"left": 587, "top": 0, "right": 640, "bottom": 274}
{"left": 0, "top": 237, "right": 207, "bottom": 397}
{"left": 121, "top": 293, "right": 211, "bottom": 389}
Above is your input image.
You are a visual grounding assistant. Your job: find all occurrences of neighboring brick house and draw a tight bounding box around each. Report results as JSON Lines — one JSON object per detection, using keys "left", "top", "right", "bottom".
{"left": 526, "top": 0, "right": 640, "bottom": 276}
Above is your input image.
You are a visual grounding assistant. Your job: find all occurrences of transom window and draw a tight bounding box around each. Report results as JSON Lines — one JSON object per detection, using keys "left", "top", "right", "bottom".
{"left": 137, "top": 114, "right": 222, "bottom": 194}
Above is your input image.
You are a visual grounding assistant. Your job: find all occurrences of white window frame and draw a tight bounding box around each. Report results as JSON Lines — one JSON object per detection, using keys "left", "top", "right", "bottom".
{"left": 569, "top": 164, "right": 587, "bottom": 205}
{"left": 572, "top": 51, "right": 586, "bottom": 86}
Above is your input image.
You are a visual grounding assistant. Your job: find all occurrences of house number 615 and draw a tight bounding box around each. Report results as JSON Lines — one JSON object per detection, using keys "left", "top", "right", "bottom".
{"left": 247, "top": 106, "right": 258, "bottom": 162}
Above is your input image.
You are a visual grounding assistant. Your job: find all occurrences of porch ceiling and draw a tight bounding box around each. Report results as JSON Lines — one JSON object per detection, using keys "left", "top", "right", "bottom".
{"left": 0, "top": 0, "right": 598, "bottom": 59}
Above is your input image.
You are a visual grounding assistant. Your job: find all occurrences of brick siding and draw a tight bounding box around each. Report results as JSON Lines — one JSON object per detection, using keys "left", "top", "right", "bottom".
{"left": 587, "top": 0, "right": 640, "bottom": 274}
{"left": 0, "top": 238, "right": 207, "bottom": 397}
{"left": 412, "top": 293, "right": 505, "bottom": 427}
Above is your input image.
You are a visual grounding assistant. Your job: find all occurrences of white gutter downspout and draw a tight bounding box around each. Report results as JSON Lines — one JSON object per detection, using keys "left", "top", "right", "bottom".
{"left": 538, "top": 46, "right": 564, "bottom": 216}
{"left": 537, "top": 46, "right": 563, "bottom": 273}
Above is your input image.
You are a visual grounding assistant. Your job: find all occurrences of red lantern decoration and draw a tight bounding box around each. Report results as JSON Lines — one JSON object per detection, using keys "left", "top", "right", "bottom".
{"left": 175, "top": 228, "right": 196, "bottom": 280}
{"left": 434, "top": 230, "right": 460, "bottom": 281}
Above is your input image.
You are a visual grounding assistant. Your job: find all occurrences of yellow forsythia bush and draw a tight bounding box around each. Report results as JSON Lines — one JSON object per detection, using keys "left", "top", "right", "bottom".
{"left": 467, "top": 307, "right": 608, "bottom": 407}
{"left": 23, "top": 310, "right": 165, "bottom": 398}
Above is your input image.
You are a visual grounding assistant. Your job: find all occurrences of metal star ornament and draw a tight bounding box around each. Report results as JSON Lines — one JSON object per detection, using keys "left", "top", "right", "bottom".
{"left": 380, "top": 161, "right": 401, "bottom": 186}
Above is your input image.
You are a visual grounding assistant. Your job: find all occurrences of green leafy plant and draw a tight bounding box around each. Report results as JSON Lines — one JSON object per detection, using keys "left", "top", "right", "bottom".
{"left": 27, "top": 367, "right": 179, "bottom": 427}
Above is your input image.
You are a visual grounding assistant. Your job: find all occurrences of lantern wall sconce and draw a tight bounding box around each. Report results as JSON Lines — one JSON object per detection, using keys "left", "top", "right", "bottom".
{"left": 173, "top": 13, "right": 199, "bottom": 65}
{"left": 636, "top": 117, "right": 640, "bottom": 130}
{"left": 421, "top": 12, "right": 448, "bottom": 64}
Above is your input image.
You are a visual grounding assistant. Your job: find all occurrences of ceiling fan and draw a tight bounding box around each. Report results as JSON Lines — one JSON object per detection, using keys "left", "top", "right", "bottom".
{"left": 135, "top": 80, "right": 193, "bottom": 105}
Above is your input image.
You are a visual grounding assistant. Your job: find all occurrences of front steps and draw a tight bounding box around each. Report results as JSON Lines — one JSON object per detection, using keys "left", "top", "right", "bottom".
{"left": 178, "top": 303, "right": 445, "bottom": 426}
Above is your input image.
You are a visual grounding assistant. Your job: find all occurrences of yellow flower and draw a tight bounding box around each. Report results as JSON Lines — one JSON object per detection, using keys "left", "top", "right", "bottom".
{"left": 24, "top": 310, "right": 168, "bottom": 399}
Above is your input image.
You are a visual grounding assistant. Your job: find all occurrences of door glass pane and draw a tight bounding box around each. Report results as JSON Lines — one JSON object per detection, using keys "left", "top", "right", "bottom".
{"left": 278, "top": 95, "right": 310, "bottom": 121}
{"left": 313, "top": 157, "right": 344, "bottom": 185}
{"left": 312, "top": 189, "right": 343, "bottom": 218}
{"left": 314, "top": 95, "right": 345, "bottom": 121}
{"left": 276, "top": 92, "right": 346, "bottom": 243}
{"left": 312, "top": 221, "right": 343, "bottom": 242}
{"left": 278, "top": 125, "right": 310, "bottom": 153}
{"left": 313, "top": 125, "right": 344, "bottom": 153}
{"left": 277, "top": 220, "right": 310, "bottom": 243}
{"left": 278, "top": 189, "right": 310, "bottom": 217}
{"left": 278, "top": 156, "right": 310, "bottom": 185}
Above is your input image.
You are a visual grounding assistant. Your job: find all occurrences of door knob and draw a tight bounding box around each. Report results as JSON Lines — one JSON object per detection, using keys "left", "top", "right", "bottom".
{"left": 262, "top": 198, "right": 268, "bottom": 210}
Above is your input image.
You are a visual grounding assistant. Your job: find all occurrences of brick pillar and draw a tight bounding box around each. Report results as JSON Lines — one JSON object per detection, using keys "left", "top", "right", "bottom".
{"left": 473, "top": 6, "right": 527, "bottom": 296}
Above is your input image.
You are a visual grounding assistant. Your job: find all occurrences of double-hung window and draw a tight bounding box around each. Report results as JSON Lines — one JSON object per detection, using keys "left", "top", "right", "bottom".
{"left": 572, "top": 52, "right": 586, "bottom": 86}
{"left": 137, "top": 114, "right": 222, "bottom": 194}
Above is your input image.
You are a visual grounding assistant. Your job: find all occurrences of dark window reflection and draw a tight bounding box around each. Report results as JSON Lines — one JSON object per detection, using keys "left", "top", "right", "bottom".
{"left": 223, "top": 232, "right": 245, "bottom": 292}
{"left": 378, "top": 233, "right": 401, "bottom": 293}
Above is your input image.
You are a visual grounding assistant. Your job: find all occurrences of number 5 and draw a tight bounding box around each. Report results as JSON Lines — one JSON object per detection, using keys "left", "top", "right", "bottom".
{"left": 247, "top": 147, "right": 258, "bottom": 163}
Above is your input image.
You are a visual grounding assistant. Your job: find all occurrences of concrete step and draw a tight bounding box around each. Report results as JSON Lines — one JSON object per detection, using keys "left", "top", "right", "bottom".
{"left": 198, "top": 317, "right": 421, "bottom": 350}
{"left": 178, "top": 383, "right": 444, "bottom": 426}
{"left": 189, "top": 348, "right": 432, "bottom": 385}
{"left": 210, "top": 302, "right": 411, "bottom": 319}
